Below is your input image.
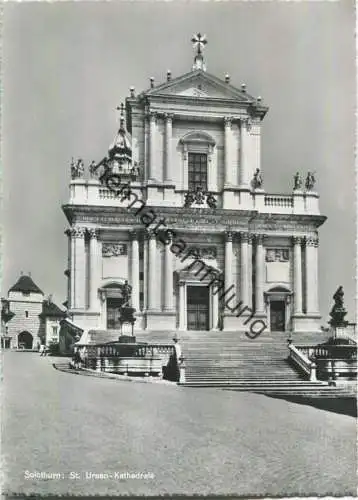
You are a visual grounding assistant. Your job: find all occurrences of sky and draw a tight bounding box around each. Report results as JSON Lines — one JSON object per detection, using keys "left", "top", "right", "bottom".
{"left": 2, "top": 1, "right": 356, "bottom": 323}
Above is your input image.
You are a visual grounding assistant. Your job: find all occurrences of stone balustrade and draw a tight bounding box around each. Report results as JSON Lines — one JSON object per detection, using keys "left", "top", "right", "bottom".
{"left": 290, "top": 343, "right": 357, "bottom": 381}
{"left": 288, "top": 344, "right": 316, "bottom": 381}
{"left": 80, "top": 342, "right": 176, "bottom": 378}
{"left": 68, "top": 179, "right": 321, "bottom": 215}
{"left": 265, "top": 194, "right": 294, "bottom": 208}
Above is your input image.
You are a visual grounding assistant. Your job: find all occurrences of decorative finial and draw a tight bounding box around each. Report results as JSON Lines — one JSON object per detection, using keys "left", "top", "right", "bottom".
{"left": 150, "top": 77, "right": 155, "bottom": 88}
{"left": 225, "top": 74, "right": 230, "bottom": 84}
{"left": 167, "top": 70, "right": 171, "bottom": 82}
{"left": 257, "top": 96, "right": 262, "bottom": 102}
{"left": 129, "top": 86, "right": 135, "bottom": 98}
{"left": 191, "top": 33, "right": 207, "bottom": 71}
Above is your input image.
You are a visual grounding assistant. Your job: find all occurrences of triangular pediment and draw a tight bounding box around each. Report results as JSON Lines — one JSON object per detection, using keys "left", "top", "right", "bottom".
{"left": 143, "top": 69, "right": 255, "bottom": 103}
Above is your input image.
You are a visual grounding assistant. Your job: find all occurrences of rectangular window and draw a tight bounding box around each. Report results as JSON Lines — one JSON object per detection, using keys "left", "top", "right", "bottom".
{"left": 25, "top": 311, "right": 29, "bottom": 318}
{"left": 188, "top": 153, "right": 208, "bottom": 192}
{"left": 52, "top": 326, "right": 58, "bottom": 336}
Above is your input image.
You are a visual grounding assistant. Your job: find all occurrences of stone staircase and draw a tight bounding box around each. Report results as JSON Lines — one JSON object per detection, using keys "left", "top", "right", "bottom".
{"left": 137, "top": 330, "right": 355, "bottom": 396}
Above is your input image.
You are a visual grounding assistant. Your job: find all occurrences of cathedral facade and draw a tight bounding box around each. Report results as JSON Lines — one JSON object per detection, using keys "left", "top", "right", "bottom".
{"left": 63, "top": 38, "right": 326, "bottom": 339}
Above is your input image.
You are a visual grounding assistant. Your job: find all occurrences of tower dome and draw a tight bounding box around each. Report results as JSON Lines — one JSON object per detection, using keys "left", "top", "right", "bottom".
{"left": 108, "top": 103, "right": 132, "bottom": 166}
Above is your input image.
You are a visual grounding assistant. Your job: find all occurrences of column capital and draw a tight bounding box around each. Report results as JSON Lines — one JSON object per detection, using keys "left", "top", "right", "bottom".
{"left": 292, "top": 236, "right": 303, "bottom": 245}
{"left": 145, "top": 111, "right": 157, "bottom": 122}
{"left": 72, "top": 227, "right": 86, "bottom": 238}
{"left": 241, "top": 117, "right": 252, "bottom": 131}
{"left": 225, "top": 231, "right": 234, "bottom": 242}
{"left": 224, "top": 116, "right": 233, "bottom": 127}
{"left": 145, "top": 229, "right": 157, "bottom": 240}
{"left": 164, "top": 113, "right": 174, "bottom": 122}
{"left": 254, "top": 233, "right": 266, "bottom": 245}
{"left": 88, "top": 228, "right": 99, "bottom": 239}
{"left": 129, "top": 230, "right": 141, "bottom": 241}
{"left": 305, "top": 236, "right": 319, "bottom": 247}
{"left": 239, "top": 231, "right": 249, "bottom": 243}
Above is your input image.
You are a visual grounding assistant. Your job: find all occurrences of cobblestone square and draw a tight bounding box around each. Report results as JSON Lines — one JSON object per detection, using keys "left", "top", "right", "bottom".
{"left": 2, "top": 351, "right": 356, "bottom": 496}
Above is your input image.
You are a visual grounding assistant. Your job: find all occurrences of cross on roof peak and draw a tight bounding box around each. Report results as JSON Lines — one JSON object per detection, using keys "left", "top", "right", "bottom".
{"left": 191, "top": 33, "right": 208, "bottom": 71}
{"left": 191, "top": 33, "right": 207, "bottom": 55}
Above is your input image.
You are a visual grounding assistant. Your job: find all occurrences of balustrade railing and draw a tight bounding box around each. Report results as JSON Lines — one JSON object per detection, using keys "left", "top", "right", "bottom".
{"left": 84, "top": 343, "right": 174, "bottom": 359}
{"left": 265, "top": 194, "right": 294, "bottom": 208}
{"left": 294, "top": 344, "right": 357, "bottom": 360}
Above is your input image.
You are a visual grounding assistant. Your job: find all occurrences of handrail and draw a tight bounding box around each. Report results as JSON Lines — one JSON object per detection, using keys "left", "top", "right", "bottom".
{"left": 288, "top": 344, "right": 316, "bottom": 381}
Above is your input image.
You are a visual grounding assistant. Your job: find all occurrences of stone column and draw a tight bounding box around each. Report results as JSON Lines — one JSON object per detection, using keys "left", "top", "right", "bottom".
{"left": 73, "top": 227, "right": 86, "bottom": 309}
{"left": 163, "top": 235, "right": 174, "bottom": 311}
{"left": 164, "top": 114, "right": 173, "bottom": 183}
{"left": 240, "top": 232, "right": 250, "bottom": 306}
{"left": 255, "top": 234, "right": 265, "bottom": 314}
{"left": 240, "top": 118, "right": 250, "bottom": 188}
{"left": 225, "top": 231, "right": 234, "bottom": 296}
{"left": 130, "top": 231, "right": 140, "bottom": 312}
{"left": 88, "top": 228, "right": 101, "bottom": 311}
{"left": 147, "top": 231, "right": 157, "bottom": 310}
{"left": 149, "top": 112, "right": 156, "bottom": 181}
{"left": 293, "top": 236, "right": 303, "bottom": 314}
{"left": 305, "top": 236, "right": 319, "bottom": 314}
{"left": 178, "top": 281, "right": 186, "bottom": 330}
{"left": 224, "top": 117, "right": 232, "bottom": 185}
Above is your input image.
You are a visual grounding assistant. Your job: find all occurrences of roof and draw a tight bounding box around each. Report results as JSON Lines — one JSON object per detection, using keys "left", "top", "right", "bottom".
{"left": 9, "top": 275, "right": 44, "bottom": 295}
{"left": 40, "top": 300, "right": 67, "bottom": 318}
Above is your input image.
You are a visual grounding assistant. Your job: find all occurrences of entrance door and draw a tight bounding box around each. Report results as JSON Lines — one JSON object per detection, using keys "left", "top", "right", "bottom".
{"left": 107, "top": 298, "right": 124, "bottom": 329}
{"left": 270, "top": 301, "right": 286, "bottom": 331}
{"left": 187, "top": 286, "right": 209, "bottom": 331}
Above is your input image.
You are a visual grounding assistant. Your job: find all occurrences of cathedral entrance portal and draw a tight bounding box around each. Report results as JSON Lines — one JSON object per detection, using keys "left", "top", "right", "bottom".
{"left": 270, "top": 301, "right": 286, "bottom": 331}
{"left": 187, "top": 286, "right": 209, "bottom": 331}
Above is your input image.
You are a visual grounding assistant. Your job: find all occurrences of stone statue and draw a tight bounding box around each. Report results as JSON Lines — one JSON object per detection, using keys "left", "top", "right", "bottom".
{"left": 329, "top": 285, "right": 348, "bottom": 327}
{"left": 252, "top": 168, "right": 263, "bottom": 189}
{"left": 184, "top": 191, "right": 195, "bottom": 208}
{"left": 194, "top": 186, "right": 205, "bottom": 205}
{"left": 130, "top": 162, "right": 140, "bottom": 178}
{"left": 293, "top": 172, "right": 303, "bottom": 190}
{"left": 305, "top": 171, "right": 316, "bottom": 191}
{"left": 333, "top": 286, "right": 344, "bottom": 309}
{"left": 122, "top": 280, "right": 132, "bottom": 306}
{"left": 206, "top": 192, "right": 217, "bottom": 209}
{"left": 89, "top": 160, "right": 98, "bottom": 178}
{"left": 71, "top": 158, "right": 85, "bottom": 179}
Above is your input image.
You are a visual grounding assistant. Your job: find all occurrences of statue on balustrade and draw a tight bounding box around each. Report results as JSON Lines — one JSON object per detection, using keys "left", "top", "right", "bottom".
{"left": 184, "top": 191, "right": 195, "bottom": 208}
{"left": 206, "top": 192, "right": 217, "bottom": 209}
{"left": 329, "top": 285, "right": 348, "bottom": 327}
{"left": 293, "top": 172, "right": 303, "bottom": 190}
{"left": 194, "top": 185, "right": 206, "bottom": 204}
{"left": 252, "top": 168, "right": 263, "bottom": 189}
{"left": 70, "top": 158, "right": 85, "bottom": 179}
{"left": 89, "top": 160, "right": 99, "bottom": 178}
{"left": 305, "top": 171, "right": 316, "bottom": 191}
